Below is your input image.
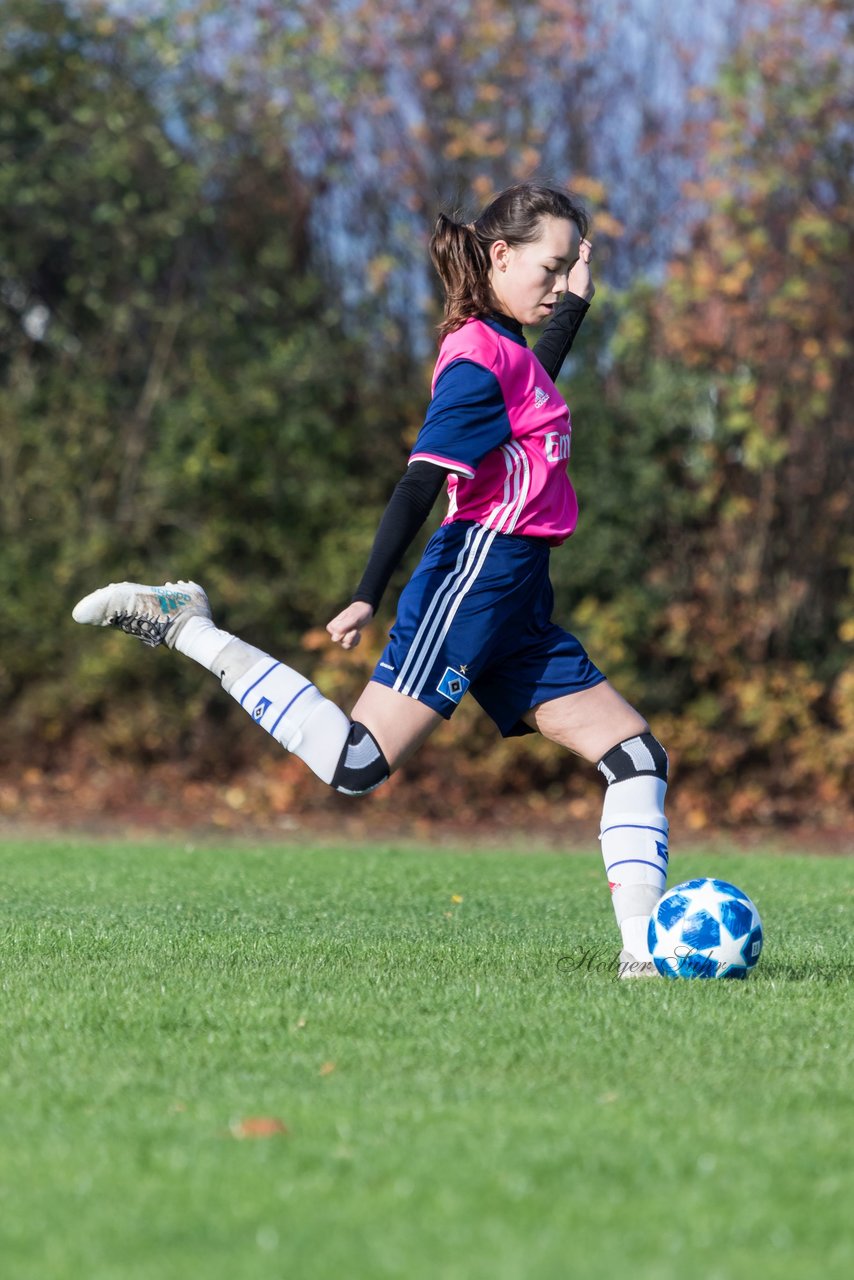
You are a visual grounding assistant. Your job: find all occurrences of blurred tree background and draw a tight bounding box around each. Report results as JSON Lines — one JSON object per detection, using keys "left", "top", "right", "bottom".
{"left": 0, "top": 0, "right": 850, "bottom": 833}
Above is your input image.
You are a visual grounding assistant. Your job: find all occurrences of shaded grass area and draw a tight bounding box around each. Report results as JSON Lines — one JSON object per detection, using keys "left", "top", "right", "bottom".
{"left": 0, "top": 840, "right": 851, "bottom": 1279}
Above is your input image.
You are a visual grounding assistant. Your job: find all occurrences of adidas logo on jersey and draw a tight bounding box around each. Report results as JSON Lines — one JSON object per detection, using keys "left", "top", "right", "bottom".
{"left": 534, "top": 386, "right": 550, "bottom": 408}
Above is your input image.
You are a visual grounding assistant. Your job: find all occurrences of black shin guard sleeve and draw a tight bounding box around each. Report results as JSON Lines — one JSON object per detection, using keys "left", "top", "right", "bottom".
{"left": 598, "top": 732, "right": 668, "bottom": 784}
{"left": 330, "top": 722, "right": 390, "bottom": 796}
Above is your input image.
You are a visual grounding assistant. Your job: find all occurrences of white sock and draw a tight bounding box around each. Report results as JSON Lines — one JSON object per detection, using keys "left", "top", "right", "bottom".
{"left": 620, "top": 913, "right": 657, "bottom": 961}
{"left": 170, "top": 615, "right": 266, "bottom": 683}
{"left": 600, "top": 775, "right": 669, "bottom": 961}
{"left": 171, "top": 616, "right": 350, "bottom": 785}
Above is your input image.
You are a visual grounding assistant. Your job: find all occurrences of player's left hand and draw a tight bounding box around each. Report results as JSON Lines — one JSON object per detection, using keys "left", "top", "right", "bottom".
{"left": 327, "top": 600, "right": 374, "bottom": 650}
{"left": 567, "top": 239, "right": 594, "bottom": 301}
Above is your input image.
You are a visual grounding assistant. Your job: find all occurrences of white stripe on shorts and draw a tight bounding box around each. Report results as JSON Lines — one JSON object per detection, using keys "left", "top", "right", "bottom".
{"left": 395, "top": 523, "right": 495, "bottom": 698}
{"left": 410, "top": 524, "right": 498, "bottom": 698}
{"left": 393, "top": 523, "right": 480, "bottom": 695}
{"left": 393, "top": 444, "right": 532, "bottom": 702}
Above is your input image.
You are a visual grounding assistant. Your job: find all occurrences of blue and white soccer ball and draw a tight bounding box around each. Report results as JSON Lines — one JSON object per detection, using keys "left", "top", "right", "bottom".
{"left": 648, "top": 878, "right": 763, "bottom": 979}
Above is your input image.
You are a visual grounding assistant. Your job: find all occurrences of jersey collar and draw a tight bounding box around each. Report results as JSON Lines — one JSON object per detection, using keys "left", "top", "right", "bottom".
{"left": 482, "top": 311, "right": 528, "bottom": 347}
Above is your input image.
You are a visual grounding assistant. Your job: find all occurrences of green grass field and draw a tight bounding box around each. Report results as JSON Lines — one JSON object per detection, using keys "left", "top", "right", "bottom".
{"left": 0, "top": 838, "right": 850, "bottom": 1280}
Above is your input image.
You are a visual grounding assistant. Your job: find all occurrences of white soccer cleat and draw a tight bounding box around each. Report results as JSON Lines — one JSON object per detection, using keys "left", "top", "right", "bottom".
{"left": 618, "top": 949, "right": 660, "bottom": 979}
{"left": 72, "top": 580, "right": 211, "bottom": 648}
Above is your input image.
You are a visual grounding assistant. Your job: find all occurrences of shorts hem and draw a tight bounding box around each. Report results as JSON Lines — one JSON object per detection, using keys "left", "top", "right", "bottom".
{"left": 368, "top": 672, "right": 457, "bottom": 721}
{"left": 491, "top": 672, "right": 609, "bottom": 739}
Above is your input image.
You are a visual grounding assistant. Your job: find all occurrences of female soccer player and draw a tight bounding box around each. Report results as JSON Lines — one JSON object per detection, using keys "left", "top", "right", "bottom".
{"left": 74, "top": 183, "right": 669, "bottom": 977}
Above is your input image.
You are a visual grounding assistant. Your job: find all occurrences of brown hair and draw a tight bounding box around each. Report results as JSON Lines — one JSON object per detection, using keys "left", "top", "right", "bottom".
{"left": 429, "top": 183, "right": 589, "bottom": 343}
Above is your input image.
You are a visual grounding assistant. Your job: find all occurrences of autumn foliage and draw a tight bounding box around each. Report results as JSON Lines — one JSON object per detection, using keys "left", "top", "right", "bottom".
{"left": 649, "top": 1, "right": 853, "bottom": 823}
{"left": 0, "top": 0, "right": 850, "bottom": 833}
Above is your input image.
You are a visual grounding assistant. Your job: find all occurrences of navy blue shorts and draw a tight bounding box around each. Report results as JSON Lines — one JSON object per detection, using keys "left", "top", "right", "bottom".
{"left": 371, "top": 521, "right": 605, "bottom": 737}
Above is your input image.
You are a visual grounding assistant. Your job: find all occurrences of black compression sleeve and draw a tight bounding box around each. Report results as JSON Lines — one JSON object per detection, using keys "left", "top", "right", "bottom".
{"left": 351, "top": 461, "right": 447, "bottom": 610}
{"left": 532, "top": 292, "right": 590, "bottom": 382}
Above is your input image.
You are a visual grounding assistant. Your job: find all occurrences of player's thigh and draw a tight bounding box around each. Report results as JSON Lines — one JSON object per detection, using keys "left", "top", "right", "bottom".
{"left": 350, "top": 681, "right": 444, "bottom": 773}
{"left": 522, "top": 680, "right": 648, "bottom": 764}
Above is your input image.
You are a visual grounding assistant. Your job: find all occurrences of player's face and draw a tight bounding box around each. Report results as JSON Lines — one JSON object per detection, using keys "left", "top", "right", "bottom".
{"left": 488, "top": 217, "right": 581, "bottom": 326}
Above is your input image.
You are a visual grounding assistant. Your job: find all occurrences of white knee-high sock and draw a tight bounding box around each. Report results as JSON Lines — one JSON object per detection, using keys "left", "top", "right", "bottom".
{"left": 599, "top": 775, "right": 669, "bottom": 960}
{"left": 171, "top": 615, "right": 350, "bottom": 785}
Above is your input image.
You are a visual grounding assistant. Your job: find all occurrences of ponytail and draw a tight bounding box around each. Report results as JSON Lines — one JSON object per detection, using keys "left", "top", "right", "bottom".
{"left": 429, "top": 214, "right": 493, "bottom": 344}
{"left": 429, "top": 183, "right": 589, "bottom": 345}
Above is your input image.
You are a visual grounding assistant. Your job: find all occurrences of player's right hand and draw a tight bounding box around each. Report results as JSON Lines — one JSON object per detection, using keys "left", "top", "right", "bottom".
{"left": 567, "top": 238, "right": 594, "bottom": 301}
{"left": 326, "top": 600, "right": 374, "bottom": 650}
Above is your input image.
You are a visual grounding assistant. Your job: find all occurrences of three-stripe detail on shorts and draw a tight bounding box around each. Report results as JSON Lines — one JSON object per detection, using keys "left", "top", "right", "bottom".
{"left": 393, "top": 523, "right": 493, "bottom": 697}
{"left": 393, "top": 444, "right": 531, "bottom": 700}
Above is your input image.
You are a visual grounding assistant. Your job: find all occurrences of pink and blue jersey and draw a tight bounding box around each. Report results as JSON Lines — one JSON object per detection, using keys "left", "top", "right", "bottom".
{"left": 409, "top": 315, "right": 578, "bottom": 545}
{"left": 371, "top": 312, "right": 603, "bottom": 730}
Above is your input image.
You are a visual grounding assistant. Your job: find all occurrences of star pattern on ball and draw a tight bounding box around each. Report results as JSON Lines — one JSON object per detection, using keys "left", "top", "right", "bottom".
{"left": 648, "top": 878, "right": 763, "bottom": 980}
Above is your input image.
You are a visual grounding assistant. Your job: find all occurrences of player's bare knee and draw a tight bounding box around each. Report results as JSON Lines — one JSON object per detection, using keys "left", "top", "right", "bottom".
{"left": 330, "top": 722, "right": 390, "bottom": 796}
